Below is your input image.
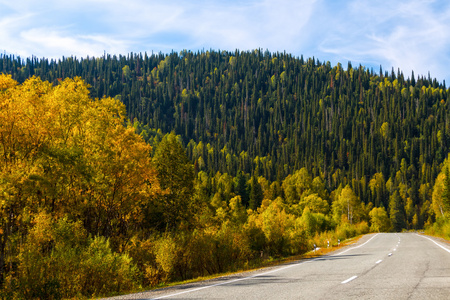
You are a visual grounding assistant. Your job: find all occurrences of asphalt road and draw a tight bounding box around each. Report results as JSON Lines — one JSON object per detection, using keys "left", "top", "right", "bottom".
{"left": 105, "top": 233, "right": 450, "bottom": 300}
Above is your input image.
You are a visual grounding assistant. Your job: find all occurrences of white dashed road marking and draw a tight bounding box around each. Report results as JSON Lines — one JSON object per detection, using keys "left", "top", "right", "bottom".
{"left": 341, "top": 276, "right": 357, "bottom": 284}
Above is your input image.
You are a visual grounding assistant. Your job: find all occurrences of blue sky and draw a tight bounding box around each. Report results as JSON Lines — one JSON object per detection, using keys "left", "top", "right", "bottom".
{"left": 1, "top": 0, "right": 450, "bottom": 83}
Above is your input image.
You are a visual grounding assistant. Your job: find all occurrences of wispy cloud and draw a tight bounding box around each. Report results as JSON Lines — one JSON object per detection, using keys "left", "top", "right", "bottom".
{"left": 318, "top": 0, "right": 450, "bottom": 81}
{"left": 0, "top": 0, "right": 315, "bottom": 56}
{"left": 20, "top": 29, "right": 129, "bottom": 58}
{"left": 0, "top": 0, "right": 449, "bottom": 83}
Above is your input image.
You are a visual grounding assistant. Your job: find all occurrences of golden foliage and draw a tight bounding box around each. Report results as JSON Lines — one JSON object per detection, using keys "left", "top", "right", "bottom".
{"left": 0, "top": 74, "right": 159, "bottom": 297}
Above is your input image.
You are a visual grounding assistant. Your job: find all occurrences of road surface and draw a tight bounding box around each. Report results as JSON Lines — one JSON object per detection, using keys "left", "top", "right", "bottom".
{"left": 104, "top": 233, "right": 450, "bottom": 299}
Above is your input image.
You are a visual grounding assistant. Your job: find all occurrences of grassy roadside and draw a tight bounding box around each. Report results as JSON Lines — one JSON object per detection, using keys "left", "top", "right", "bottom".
{"left": 99, "top": 234, "right": 366, "bottom": 299}
{"left": 419, "top": 230, "right": 450, "bottom": 244}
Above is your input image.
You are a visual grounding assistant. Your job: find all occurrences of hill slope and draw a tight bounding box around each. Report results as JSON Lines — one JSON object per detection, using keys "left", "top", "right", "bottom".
{"left": 1, "top": 50, "right": 448, "bottom": 209}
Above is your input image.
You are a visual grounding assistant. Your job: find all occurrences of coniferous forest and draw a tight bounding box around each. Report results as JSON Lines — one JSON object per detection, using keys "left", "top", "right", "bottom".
{"left": 1, "top": 50, "right": 450, "bottom": 299}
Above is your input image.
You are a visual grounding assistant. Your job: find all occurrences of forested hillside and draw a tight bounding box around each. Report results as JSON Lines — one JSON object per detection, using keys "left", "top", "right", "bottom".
{"left": 1, "top": 50, "right": 450, "bottom": 298}
{"left": 2, "top": 50, "right": 449, "bottom": 220}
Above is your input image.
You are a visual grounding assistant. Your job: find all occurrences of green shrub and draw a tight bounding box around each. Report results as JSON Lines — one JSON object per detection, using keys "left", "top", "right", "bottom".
{"left": 15, "top": 213, "right": 139, "bottom": 299}
{"left": 335, "top": 222, "right": 357, "bottom": 240}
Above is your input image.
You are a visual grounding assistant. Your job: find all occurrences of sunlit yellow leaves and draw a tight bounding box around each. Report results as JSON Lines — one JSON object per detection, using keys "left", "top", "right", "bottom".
{"left": 299, "top": 193, "right": 329, "bottom": 214}
{"left": 0, "top": 74, "right": 160, "bottom": 251}
{"left": 282, "top": 167, "right": 312, "bottom": 205}
{"left": 432, "top": 164, "right": 450, "bottom": 218}
{"left": 332, "top": 185, "right": 363, "bottom": 225}
{"left": 369, "top": 207, "right": 390, "bottom": 232}
{"left": 380, "top": 122, "right": 388, "bottom": 138}
{"left": 17, "top": 213, "right": 139, "bottom": 299}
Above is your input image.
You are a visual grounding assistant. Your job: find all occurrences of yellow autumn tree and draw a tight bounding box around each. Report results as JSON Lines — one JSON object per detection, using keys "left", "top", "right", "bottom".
{"left": 369, "top": 206, "right": 390, "bottom": 232}
{"left": 282, "top": 167, "right": 312, "bottom": 205}
{"left": 0, "top": 74, "right": 160, "bottom": 292}
{"left": 332, "top": 185, "right": 364, "bottom": 225}
{"left": 432, "top": 159, "right": 450, "bottom": 219}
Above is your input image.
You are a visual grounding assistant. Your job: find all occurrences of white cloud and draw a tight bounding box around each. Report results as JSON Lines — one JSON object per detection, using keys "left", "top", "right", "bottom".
{"left": 19, "top": 28, "right": 129, "bottom": 58}
{"left": 100, "top": 0, "right": 319, "bottom": 53}
{"left": 1, "top": 0, "right": 319, "bottom": 58}
{"left": 1, "top": 0, "right": 449, "bottom": 83}
{"left": 318, "top": 0, "right": 450, "bottom": 82}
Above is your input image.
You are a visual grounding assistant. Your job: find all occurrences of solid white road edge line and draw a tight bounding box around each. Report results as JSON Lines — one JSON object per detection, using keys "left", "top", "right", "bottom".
{"left": 151, "top": 257, "right": 320, "bottom": 299}
{"left": 341, "top": 275, "right": 357, "bottom": 284}
{"left": 417, "top": 234, "right": 450, "bottom": 254}
{"left": 333, "top": 233, "right": 380, "bottom": 256}
{"left": 151, "top": 233, "right": 380, "bottom": 299}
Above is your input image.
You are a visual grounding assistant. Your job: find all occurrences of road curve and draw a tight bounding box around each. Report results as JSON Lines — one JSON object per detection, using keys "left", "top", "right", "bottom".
{"left": 103, "top": 233, "right": 450, "bottom": 300}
